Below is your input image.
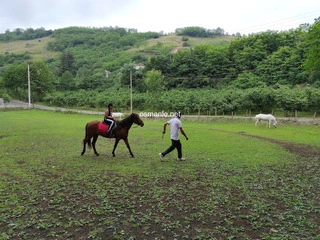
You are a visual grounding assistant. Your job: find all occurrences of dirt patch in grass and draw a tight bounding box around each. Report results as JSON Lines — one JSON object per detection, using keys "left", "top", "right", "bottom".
{"left": 239, "top": 132, "right": 320, "bottom": 159}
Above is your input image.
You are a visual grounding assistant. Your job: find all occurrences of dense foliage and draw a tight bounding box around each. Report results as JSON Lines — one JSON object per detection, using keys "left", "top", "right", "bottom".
{"left": 175, "top": 26, "right": 225, "bottom": 37}
{"left": 42, "top": 86, "right": 320, "bottom": 117}
{"left": 0, "top": 27, "right": 52, "bottom": 42}
{"left": 0, "top": 22, "right": 320, "bottom": 114}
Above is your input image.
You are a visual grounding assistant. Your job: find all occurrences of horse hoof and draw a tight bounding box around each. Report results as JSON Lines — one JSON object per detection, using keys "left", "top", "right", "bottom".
{"left": 131, "top": 155, "right": 135, "bottom": 158}
{"left": 95, "top": 153, "right": 99, "bottom": 156}
{"left": 81, "top": 152, "right": 84, "bottom": 155}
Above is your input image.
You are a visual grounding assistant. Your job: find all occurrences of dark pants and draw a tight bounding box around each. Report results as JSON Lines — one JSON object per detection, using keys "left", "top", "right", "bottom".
{"left": 104, "top": 118, "right": 115, "bottom": 131}
{"left": 162, "top": 139, "right": 182, "bottom": 158}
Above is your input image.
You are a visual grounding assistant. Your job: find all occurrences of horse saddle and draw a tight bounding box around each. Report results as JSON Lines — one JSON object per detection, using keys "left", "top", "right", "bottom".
{"left": 98, "top": 122, "right": 117, "bottom": 138}
{"left": 98, "top": 122, "right": 109, "bottom": 133}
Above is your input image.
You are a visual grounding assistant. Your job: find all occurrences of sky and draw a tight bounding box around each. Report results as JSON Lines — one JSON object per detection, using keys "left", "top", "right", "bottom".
{"left": 1, "top": 0, "right": 320, "bottom": 35}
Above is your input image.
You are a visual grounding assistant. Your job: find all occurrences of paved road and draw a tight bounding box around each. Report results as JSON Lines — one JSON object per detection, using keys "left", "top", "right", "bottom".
{"left": 0, "top": 98, "right": 104, "bottom": 115}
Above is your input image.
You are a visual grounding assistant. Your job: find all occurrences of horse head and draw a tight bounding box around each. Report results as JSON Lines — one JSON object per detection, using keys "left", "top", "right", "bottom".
{"left": 131, "top": 113, "right": 144, "bottom": 127}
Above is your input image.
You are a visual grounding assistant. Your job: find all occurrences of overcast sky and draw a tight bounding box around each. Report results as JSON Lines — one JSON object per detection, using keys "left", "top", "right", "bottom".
{"left": 1, "top": 0, "right": 320, "bottom": 35}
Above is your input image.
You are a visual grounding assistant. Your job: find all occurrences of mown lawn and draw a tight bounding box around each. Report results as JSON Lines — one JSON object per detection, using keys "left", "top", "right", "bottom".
{"left": 0, "top": 109, "right": 319, "bottom": 239}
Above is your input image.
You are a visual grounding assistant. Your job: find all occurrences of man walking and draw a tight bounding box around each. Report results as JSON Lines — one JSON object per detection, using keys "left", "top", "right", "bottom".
{"left": 159, "top": 111, "right": 188, "bottom": 161}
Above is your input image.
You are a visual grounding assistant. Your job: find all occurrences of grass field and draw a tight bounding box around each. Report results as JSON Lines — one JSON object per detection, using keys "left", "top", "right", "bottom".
{"left": 0, "top": 109, "right": 319, "bottom": 239}
{"left": 0, "top": 37, "right": 58, "bottom": 61}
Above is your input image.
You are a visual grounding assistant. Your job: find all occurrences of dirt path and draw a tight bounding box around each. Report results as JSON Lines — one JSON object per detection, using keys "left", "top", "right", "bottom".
{"left": 238, "top": 132, "right": 320, "bottom": 159}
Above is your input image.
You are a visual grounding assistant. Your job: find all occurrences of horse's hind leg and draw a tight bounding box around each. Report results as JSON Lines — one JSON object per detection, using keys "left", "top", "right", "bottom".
{"left": 81, "top": 139, "right": 86, "bottom": 155}
{"left": 81, "top": 135, "right": 91, "bottom": 155}
{"left": 92, "top": 135, "right": 99, "bottom": 156}
{"left": 81, "top": 123, "right": 91, "bottom": 155}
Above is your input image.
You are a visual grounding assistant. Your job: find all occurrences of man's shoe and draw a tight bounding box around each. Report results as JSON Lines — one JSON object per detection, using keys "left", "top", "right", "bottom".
{"left": 177, "top": 157, "right": 186, "bottom": 161}
{"left": 159, "top": 153, "right": 164, "bottom": 161}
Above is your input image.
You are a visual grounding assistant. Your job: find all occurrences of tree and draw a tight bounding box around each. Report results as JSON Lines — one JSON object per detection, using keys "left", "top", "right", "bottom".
{"left": 75, "top": 67, "right": 92, "bottom": 89}
{"left": 147, "top": 54, "right": 172, "bottom": 76}
{"left": 233, "top": 39, "right": 267, "bottom": 71}
{"left": 232, "top": 72, "right": 265, "bottom": 89}
{"left": 143, "top": 70, "right": 164, "bottom": 110}
{"left": 275, "top": 85, "right": 307, "bottom": 116}
{"left": 303, "top": 21, "right": 320, "bottom": 84}
{"left": 257, "top": 46, "right": 306, "bottom": 85}
{"left": 119, "top": 63, "right": 144, "bottom": 87}
{"left": 29, "top": 61, "right": 54, "bottom": 101}
{"left": 59, "top": 52, "right": 76, "bottom": 76}
{"left": 3, "top": 63, "right": 28, "bottom": 99}
{"left": 58, "top": 71, "right": 75, "bottom": 91}
{"left": 194, "top": 45, "right": 230, "bottom": 79}
{"left": 171, "top": 50, "right": 198, "bottom": 77}
{"left": 305, "top": 87, "right": 320, "bottom": 116}
{"left": 245, "top": 87, "right": 276, "bottom": 112}
{"left": 2, "top": 93, "right": 11, "bottom": 104}
{"left": 3, "top": 62, "right": 53, "bottom": 101}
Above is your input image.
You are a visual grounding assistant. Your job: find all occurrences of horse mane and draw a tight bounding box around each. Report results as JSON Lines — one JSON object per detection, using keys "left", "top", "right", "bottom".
{"left": 117, "top": 113, "right": 135, "bottom": 127}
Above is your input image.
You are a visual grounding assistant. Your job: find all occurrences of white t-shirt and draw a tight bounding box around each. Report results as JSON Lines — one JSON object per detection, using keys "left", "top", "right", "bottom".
{"left": 167, "top": 117, "right": 182, "bottom": 140}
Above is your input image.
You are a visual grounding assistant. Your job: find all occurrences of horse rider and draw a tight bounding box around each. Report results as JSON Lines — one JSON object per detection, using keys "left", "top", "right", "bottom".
{"left": 104, "top": 103, "right": 115, "bottom": 134}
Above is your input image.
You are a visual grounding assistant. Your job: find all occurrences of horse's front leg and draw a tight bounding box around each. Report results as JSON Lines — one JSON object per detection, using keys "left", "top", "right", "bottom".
{"left": 112, "top": 139, "right": 120, "bottom": 157}
{"left": 124, "top": 137, "right": 134, "bottom": 158}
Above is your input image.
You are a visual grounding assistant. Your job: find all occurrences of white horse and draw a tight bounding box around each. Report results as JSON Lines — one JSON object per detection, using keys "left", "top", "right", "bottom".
{"left": 254, "top": 114, "right": 277, "bottom": 128}
{"left": 112, "top": 112, "right": 124, "bottom": 119}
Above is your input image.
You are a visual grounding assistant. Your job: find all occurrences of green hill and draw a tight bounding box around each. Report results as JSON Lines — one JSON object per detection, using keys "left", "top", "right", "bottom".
{"left": 0, "top": 34, "right": 234, "bottom": 62}
{"left": 1, "top": 26, "right": 319, "bottom": 116}
{"left": 0, "top": 36, "right": 58, "bottom": 61}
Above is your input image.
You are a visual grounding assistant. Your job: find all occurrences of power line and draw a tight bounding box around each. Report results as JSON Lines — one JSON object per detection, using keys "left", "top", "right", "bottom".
{"left": 238, "top": 10, "right": 320, "bottom": 34}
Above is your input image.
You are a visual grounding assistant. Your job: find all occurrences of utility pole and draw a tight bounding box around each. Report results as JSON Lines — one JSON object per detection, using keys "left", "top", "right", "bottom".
{"left": 130, "top": 69, "right": 133, "bottom": 113}
{"left": 28, "top": 64, "right": 31, "bottom": 109}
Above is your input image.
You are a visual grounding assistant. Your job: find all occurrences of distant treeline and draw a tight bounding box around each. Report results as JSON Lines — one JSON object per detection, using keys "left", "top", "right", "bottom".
{"left": 43, "top": 86, "right": 320, "bottom": 117}
{"left": 0, "top": 26, "right": 228, "bottom": 43}
{"left": 0, "top": 27, "right": 53, "bottom": 42}
{"left": 46, "top": 27, "right": 161, "bottom": 52}
{"left": 175, "top": 26, "right": 226, "bottom": 37}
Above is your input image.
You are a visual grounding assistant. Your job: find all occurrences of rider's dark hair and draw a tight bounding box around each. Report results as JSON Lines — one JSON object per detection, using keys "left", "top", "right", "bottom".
{"left": 108, "top": 103, "right": 113, "bottom": 108}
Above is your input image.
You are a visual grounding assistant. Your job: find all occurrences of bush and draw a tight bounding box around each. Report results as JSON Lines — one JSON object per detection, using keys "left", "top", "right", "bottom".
{"left": 2, "top": 93, "right": 11, "bottom": 103}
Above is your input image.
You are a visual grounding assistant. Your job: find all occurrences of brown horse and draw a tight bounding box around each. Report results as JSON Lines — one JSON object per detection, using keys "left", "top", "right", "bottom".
{"left": 81, "top": 113, "right": 144, "bottom": 157}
